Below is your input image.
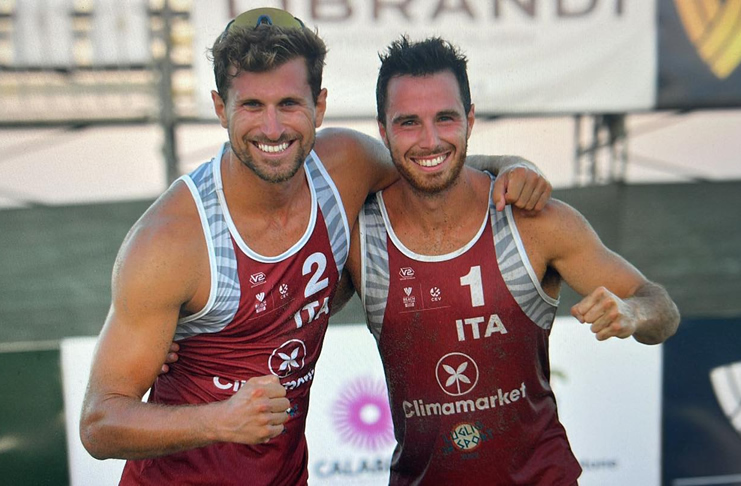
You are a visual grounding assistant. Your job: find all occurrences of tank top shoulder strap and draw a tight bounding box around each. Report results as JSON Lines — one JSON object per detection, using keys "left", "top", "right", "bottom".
{"left": 303, "top": 150, "right": 351, "bottom": 274}
{"left": 358, "top": 192, "right": 391, "bottom": 342}
{"left": 174, "top": 143, "right": 240, "bottom": 339}
{"left": 488, "top": 173, "right": 559, "bottom": 330}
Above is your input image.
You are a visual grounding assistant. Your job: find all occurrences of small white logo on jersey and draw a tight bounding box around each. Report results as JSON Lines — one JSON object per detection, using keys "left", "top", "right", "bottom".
{"left": 269, "top": 339, "right": 307, "bottom": 378}
{"left": 430, "top": 287, "right": 442, "bottom": 302}
{"left": 250, "top": 272, "right": 266, "bottom": 287}
{"left": 399, "top": 267, "right": 415, "bottom": 280}
{"left": 436, "top": 352, "right": 479, "bottom": 396}
{"left": 403, "top": 287, "right": 416, "bottom": 308}
{"left": 279, "top": 283, "right": 289, "bottom": 299}
{"left": 255, "top": 292, "right": 267, "bottom": 313}
{"left": 279, "top": 348, "right": 300, "bottom": 372}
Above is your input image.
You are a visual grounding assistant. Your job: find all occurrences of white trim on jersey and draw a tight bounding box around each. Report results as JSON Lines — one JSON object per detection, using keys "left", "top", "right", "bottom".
{"left": 176, "top": 175, "right": 219, "bottom": 323}
{"left": 306, "top": 150, "right": 351, "bottom": 251}
{"left": 358, "top": 203, "right": 369, "bottom": 309}
{"left": 376, "top": 189, "right": 490, "bottom": 263}
{"left": 504, "top": 205, "right": 560, "bottom": 307}
{"left": 212, "top": 143, "right": 319, "bottom": 264}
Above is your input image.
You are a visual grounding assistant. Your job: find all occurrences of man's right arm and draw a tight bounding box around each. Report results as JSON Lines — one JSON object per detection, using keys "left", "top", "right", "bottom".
{"left": 80, "top": 187, "right": 290, "bottom": 460}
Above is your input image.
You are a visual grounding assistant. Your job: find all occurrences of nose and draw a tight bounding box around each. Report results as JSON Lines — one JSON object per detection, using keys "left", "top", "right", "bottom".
{"left": 260, "top": 106, "right": 284, "bottom": 140}
{"left": 418, "top": 121, "right": 441, "bottom": 150}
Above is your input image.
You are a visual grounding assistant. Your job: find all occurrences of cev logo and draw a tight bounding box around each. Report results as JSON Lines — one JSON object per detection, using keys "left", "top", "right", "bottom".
{"left": 269, "top": 339, "right": 307, "bottom": 378}
{"left": 430, "top": 287, "right": 441, "bottom": 301}
{"left": 674, "top": 0, "right": 741, "bottom": 79}
{"left": 436, "top": 352, "right": 479, "bottom": 397}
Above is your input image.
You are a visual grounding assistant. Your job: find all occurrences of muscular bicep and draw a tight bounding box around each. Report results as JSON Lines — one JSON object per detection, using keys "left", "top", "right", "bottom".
{"left": 86, "top": 219, "right": 199, "bottom": 404}
{"left": 546, "top": 202, "right": 647, "bottom": 299}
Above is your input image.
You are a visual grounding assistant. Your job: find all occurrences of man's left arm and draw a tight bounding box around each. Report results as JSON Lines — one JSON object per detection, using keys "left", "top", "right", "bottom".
{"left": 467, "top": 155, "right": 552, "bottom": 211}
{"left": 541, "top": 200, "right": 681, "bottom": 345}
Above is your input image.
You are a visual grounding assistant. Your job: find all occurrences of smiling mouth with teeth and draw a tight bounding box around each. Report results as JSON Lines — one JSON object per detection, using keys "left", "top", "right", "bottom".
{"left": 413, "top": 153, "right": 447, "bottom": 168}
{"left": 255, "top": 141, "right": 290, "bottom": 154}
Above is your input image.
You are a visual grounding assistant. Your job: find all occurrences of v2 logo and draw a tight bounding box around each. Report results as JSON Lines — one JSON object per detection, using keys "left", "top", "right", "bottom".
{"left": 250, "top": 272, "right": 266, "bottom": 287}
{"left": 399, "top": 267, "right": 415, "bottom": 280}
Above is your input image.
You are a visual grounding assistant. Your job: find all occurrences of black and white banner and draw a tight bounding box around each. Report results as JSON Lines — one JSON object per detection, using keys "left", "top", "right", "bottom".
{"left": 190, "top": 0, "right": 741, "bottom": 118}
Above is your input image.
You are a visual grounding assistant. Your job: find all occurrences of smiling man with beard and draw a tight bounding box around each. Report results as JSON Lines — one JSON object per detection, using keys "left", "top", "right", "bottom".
{"left": 337, "top": 36, "right": 681, "bottom": 485}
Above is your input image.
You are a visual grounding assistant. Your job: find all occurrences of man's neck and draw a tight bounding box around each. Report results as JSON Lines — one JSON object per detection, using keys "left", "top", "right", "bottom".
{"left": 222, "top": 148, "right": 308, "bottom": 214}
{"left": 385, "top": 167, "right": 490, "bottom": 255}
{"left": 220, "top": 148, "right": 312, "bottom": 256}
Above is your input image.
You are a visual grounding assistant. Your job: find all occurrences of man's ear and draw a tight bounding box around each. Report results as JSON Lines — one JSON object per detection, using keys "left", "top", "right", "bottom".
{"left": 314, "top": 88, "right": 328, "bottom": 128}
{"left": 377, "top": 120, "right": 390, "bottom": 149}
{"left": 466, "top": 103, "right": 476, "bottom": 139}
{"left": 211, "top": 90, "right": 228, "bottom": 128}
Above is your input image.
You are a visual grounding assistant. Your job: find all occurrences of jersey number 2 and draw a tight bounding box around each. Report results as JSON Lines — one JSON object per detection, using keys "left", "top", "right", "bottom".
{"left": 303, "top": 252, "right": 329, "bottom": 298}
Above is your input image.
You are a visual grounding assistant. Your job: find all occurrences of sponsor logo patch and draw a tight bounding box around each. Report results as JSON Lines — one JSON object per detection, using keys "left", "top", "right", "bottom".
{"left": 436, "top": 352, "right": 479, "bottom": 396}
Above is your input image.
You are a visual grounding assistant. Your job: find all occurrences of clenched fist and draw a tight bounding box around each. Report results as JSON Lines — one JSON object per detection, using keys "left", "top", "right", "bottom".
{"left": 571, "top": 286, "right": 638, "bottom": 341}
{"left": 214, "top": 375, "right": 291, "bottom": 445}
{"left": 492, "top": 160, "right": 552, "bottom": 212}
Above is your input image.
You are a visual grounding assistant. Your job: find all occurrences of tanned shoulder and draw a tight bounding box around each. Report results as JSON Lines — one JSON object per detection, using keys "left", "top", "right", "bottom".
{"left": 510, "top": 199, "right": 596, "bottom": 272}
{"left": 314, "top": 127, "right": 396, "bottom": 225}
{"left": 113, "top": 181, "right": 208, "bottom": 315}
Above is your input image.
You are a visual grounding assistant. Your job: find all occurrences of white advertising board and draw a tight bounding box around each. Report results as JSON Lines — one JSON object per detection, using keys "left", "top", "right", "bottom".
{"left": 304, "top": 325, "right": 396, "bottom": 485}
{"left": 191, "top": 0, "right": 657, "bottom": 119}
{"left": 61, "top": 337, "right": 127, "bottom": 486}
{"left": 549, "top": 315, "right": 662, "bottom": 485}
{"left": 62, "top": 316, "right": 661, "bottom": 485}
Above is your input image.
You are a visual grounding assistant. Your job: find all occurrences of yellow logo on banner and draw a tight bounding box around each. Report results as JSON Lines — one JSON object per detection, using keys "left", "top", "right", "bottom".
{"left": 674, "top": 0, "right": 741, "bottom": 79}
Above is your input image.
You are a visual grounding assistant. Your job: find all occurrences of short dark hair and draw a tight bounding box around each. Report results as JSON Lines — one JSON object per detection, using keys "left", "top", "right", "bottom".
{"left": 209, "top": 23, "right": 327, "bottom": 104}
{"left": 376, "top": 36, "right": 472, "bottom": 124}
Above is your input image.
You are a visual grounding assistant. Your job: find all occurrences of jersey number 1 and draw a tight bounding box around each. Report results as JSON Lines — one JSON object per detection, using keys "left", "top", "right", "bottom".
{"left": 460, "top": 265, "right": 484, "bottom": 307}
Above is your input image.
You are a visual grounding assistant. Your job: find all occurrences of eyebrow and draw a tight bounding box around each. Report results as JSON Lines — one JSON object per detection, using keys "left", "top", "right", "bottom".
{"left": 435, "top": 109, "right": 463, "bottom": 119}
{"left": 391, "top": 109, "right": 462, "bottom": 125}
{"left": 235, "top": 95, "right": 306, "bottom": 106}
{"left": 390, "top": 113, "right": 418, "bottom": 125}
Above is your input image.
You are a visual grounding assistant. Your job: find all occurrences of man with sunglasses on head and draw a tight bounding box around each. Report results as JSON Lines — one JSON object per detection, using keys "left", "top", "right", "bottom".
{"left": 334, "top": 36, "right": 680, "bottom": 485}
{"left": 79, "top": 8, "right": 551, "bottom": 485}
